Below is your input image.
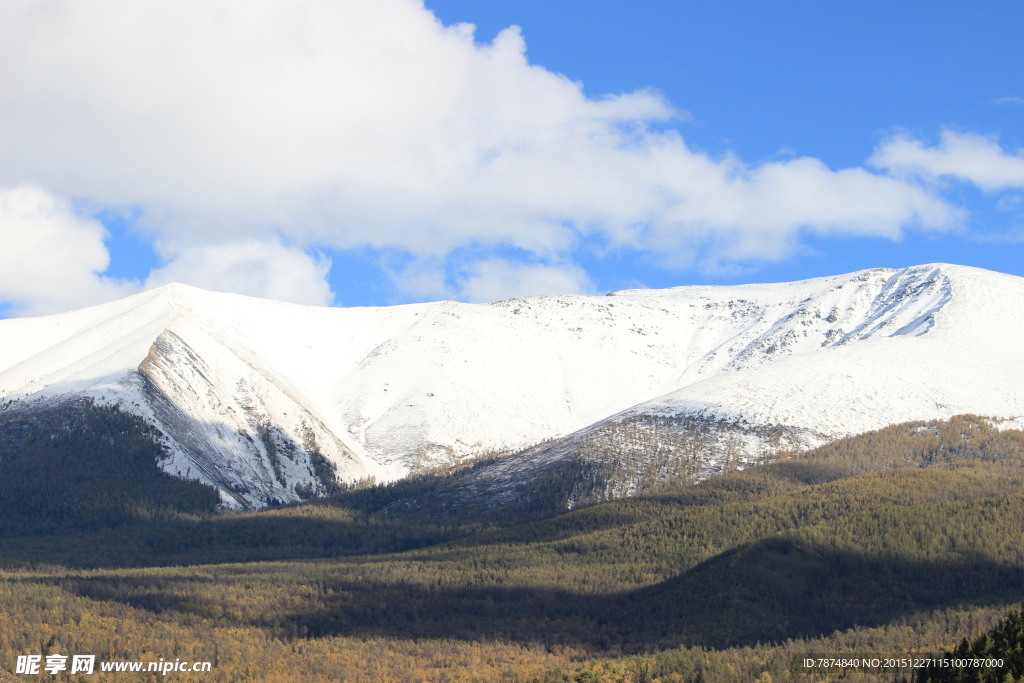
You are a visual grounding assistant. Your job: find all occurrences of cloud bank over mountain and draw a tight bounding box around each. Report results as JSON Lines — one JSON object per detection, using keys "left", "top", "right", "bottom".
{"left": 1, "top": 0, "right": 1020, "bottom": 315}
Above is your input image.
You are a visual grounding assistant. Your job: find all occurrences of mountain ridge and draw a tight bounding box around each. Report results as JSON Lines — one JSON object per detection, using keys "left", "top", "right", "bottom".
{"left": 2, "top": 263, "right": 1022, "bottom": 508}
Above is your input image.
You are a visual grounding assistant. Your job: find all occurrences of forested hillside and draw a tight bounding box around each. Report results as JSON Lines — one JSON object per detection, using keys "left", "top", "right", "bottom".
{"left": 0, "top": 399, "right": 219, "bottom": 536}
{"left": 2, "top": 412, "right": 1023, "bottom": 680}
{"left": 917, "top": 604, "right": 1024, "bottom": 682}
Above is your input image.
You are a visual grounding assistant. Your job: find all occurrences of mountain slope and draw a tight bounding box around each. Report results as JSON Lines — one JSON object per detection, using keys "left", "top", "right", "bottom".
{"left": 383, "top": 264, "right": 1024, "bottom": 511}
{"left": 1, "top": 263, "right": 1022, "bottom": 508}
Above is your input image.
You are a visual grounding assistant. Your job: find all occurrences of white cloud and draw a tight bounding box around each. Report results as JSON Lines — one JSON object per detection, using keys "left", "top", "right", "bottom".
{"left": 0, "top": 0, "right": 974, "bottom": 312}
{"left": 145, "top": 241, "right": 334, "bottom": 307}
{"left": 455, "top": 259, "right": 596, "bottom": 302}
{"left": 643, "top": 153, "right": 959, "bottom": 269}
{"left": 0, "top": 187, "right": 332, "bottom": 314}
{"left": 0, "top": 0, "right": 679, "bottom": 253}
{"left": 870, "top": 130, "right": 1024, "bottom": 192}
{"left": 0, "top": 186, "right": 139, "bottom": 316}
{"left": 381, "top": 256, "right": 595, "bottom": 303}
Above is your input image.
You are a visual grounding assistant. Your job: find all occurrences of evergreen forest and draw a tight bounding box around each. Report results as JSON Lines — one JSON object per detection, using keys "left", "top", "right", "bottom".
{"left": 1, "top": 401, "right": 1023, "bottom": 681}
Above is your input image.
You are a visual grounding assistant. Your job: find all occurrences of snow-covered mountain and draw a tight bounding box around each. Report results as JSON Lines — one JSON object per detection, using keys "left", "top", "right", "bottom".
{"left": 2, "top": 264, "right": 1022, "bottom": 509}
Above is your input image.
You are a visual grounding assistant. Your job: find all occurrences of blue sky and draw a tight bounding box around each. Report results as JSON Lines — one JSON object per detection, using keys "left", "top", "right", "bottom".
{"left": 1, "top": 0, "right": 1022, "bottom": 316}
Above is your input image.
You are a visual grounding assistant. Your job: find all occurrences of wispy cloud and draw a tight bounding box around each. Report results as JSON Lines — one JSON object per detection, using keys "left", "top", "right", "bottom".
{"left": 997, "top": 194, "right": 1024, "bottom": 212}
{"left": 992, "top": 96, "right": 1024, "bottom": 106}
{"left": 870, "top": 130, "right": 1024, "bottom": 192}
{"left": 967, "top": 225, "right": 1024, "bottom": 245}
{"left": 454, "top": 259, "right": 596, "bottom": 302}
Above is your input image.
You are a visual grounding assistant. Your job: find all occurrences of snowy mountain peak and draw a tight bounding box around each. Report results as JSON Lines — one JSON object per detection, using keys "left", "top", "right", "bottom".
{"left": 2, "top": 263, "right": 1022, "bottom": 509}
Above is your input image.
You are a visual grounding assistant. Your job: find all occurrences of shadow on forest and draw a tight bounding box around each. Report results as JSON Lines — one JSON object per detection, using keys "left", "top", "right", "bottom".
{"left": 53, "top": 537, "right": 1024, "bottom": 652}
{"left": 748, "top": 459, "right": 854, "bottom": 486}
{"left": 0, "top": 510, "right": 458, "bottom": 569}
